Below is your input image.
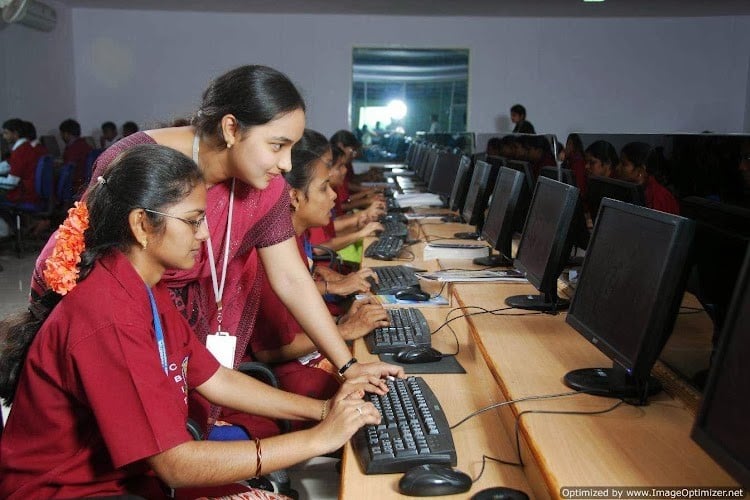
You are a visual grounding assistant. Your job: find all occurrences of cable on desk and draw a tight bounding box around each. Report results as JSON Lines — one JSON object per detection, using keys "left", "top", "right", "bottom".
{"left": 471, "top": 454, "right": 523, "bottom": 483}
{"left": 429, "top": 305, "right": 543, "bottom": 337}
{"left": 392, "top": 248, "right": 416, "bottom": 262}
{"left": 678, "top": 306, "right": 705, "bottom": 315}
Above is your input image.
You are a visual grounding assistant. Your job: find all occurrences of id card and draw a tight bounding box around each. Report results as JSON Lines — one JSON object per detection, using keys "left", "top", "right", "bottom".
{"left": 206, "top": 332, "right": 236, "bottom": 368}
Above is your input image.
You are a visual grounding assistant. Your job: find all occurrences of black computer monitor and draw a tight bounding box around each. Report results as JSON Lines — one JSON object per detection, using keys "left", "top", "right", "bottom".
{"left": 418, "top": 148, "right": 440, "bottom": 184}
{"left": 586, "top": 175, "right": 645, "bottom": 222}
{"left": 475, "top": 167, "right": 525, "bottom": 267}
{"left": 691, "top": 248, "right": 750, "bottom": 487}
{"left": 503, "top": 159, "right": 535, "bottom": 233}
{"left": 681, "top": 197, "right": 750, "bottom": 334}
{"left": 540, "top": 166, "right": 590, "bottom": 252}
{"left": 448, "top": 155, "right": 472, "bottom": 213}
{"left": 427, "top": 151, "right": 462, "bottom": 199}
{"left": 456, "top": 159, "right": 500, "bottom": 239}
{"left": 505, "top": 177, "right": 580, "bottom": 312}
{"left": 564, "top": 199, "right": 695, "bottom": 403}
{"left": 539, "top": 166, "right": 576, "bottom": 186}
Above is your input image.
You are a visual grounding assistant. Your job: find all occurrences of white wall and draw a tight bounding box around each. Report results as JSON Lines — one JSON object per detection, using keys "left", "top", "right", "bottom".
{"left": 5, "top": 7, "right": 750, "bottom": 139}
{"left": 0, "top": 0, "right": 76, "bottom": 136}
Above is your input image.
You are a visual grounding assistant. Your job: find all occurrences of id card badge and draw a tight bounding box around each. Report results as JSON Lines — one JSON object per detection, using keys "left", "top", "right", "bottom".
{"left": 206, "top": 331, "right": 236, "bottom": 368}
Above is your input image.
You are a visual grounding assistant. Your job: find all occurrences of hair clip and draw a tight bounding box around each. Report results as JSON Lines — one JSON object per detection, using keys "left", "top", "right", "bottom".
{"left": 97, "top": 176, "right": 107, "bottom": 185}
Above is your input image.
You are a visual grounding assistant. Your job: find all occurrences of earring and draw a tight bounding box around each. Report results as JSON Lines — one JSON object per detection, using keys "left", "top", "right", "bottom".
{"left": 227, "top": 142, "right": 233, "bottom": 149}
{"left": 141, "top": 239, "right": 148, "bottom": 250}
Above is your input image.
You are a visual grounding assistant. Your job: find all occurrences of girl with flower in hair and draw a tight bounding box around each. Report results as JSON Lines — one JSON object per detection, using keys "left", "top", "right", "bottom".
{"left": 28, "top": 65, "right": 402, "bottom": 436}
{"left": 0, "top": 144, "right": 380, "bottom": 499}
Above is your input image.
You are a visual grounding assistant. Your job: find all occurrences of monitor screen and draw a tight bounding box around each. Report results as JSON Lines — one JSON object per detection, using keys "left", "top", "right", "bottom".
{"left": 586, "top": 175, "right": 645, "bottom": 222}
{"left": 681, "top": 196, "right": 750, "bottom": 332}
{"left": 479, "top": 167, "right": 524, "bottom": 266}
{"left": 505, "top": 160, "right": 535, "bottom": 193}
{"left": 692, "top": 248, "right": 750, "bottom": 487}
{"left": 448, "top": 155, "right": 472, "bottom": 212}
{"left": 419, "top": 148, "right": 440, "bottom": 184}
{"left": 428, "top": 151, "right": 462, "bottom": 198}
{"left": 540, "top": 166, "right": 589, "bottom": 250}
{"left": 539, "top": 166, "right": 576, "bottom": 187}
{"left": 460, "top": 160, "right": 499, "bottom": 228}
{"left": 507, "top": 177, "right": 579, "bottom": 312}
{"left": 564, "top": 199, "right": 695, "bottom": 402}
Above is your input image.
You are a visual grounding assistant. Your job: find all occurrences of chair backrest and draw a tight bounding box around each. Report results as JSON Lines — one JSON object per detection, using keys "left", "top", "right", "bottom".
{"left": 84, "top": 149, "right": 103, "bottom": 186}
{"left": 35, "top": 155, "right": 55, "bottom": 202}
{"left": 57, "top": 162, "right": 77, "bottom": 207}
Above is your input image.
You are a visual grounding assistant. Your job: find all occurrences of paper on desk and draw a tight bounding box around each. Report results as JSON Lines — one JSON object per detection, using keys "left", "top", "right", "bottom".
{"left": 418, "top": 269, "right": 528, "bottom": 283}
{"left": 393, "top": 192, "right": 444, "bottom": 207}
{"left": 356, "top": 294, "right": 449, "bottom": 307}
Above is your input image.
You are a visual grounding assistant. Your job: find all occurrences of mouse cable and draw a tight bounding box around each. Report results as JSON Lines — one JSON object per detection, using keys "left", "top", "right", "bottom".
{"left": 393, "top": 248, "right": 416, "bottom": 262}
{"left": 430, "top": 305, "right": 542, "bottom": 337}
{"left": 471, "top": 454, "right": 523, "bottom": 483}
{"left": 450, "top": 390, "right": 587, "bottom": 430}
{"left": 511, "top": 399, "right": 626, "bottom": 467}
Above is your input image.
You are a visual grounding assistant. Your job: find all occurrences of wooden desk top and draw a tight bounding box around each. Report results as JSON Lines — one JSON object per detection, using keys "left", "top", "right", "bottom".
{"left": 453, "top": 282, "right": 738, "bottom": 497}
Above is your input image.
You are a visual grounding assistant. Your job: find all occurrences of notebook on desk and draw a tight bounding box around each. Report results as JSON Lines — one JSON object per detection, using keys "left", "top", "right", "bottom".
{"left": 418, "top": 269, "right": 527, "bottom": 283}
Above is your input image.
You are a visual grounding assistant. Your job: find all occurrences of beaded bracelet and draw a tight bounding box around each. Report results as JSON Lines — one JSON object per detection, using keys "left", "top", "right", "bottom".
{"left": 254, "top": 437, "right": 263, "bottom": 478}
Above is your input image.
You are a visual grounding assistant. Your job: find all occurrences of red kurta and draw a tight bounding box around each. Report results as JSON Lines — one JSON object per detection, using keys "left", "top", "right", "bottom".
{"left": 4, "top": 140, "right": 43, "bottom": 204}
{"left": 63, "top": 136, "right": 93, "bottom": 191}
{"left": 644, "top": 175, "right": 680, "bottom": 215}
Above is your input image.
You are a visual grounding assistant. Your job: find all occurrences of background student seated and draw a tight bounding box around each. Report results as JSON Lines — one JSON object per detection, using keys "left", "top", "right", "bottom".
{"left": 59, "top": 118, "right": 93, "bottom": 191}
{"left": 617, "top": 141, "right": 680, "bottom": 215}
{"left": 0, "top": 118, "right": 45, "bottom": 205}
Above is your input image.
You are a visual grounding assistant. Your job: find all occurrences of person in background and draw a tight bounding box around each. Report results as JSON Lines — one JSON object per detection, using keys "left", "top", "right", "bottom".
{"left": 329, "top": 130, "right": 384, "bottom": 211}
{"left": 523, "top": 135, "right": 556, "bottom": 179}
{"left": 245, "top": 130, "right": 389, "bottom": 436}
{"left": 617, "top": 141, "right": 680, "bottom": 215}
{"left": 59, "top": 118, "right": 93, "bottom": 191}
{"left": 122, "top": 120, "right": 139, "bottom": 137}
{"left": 486, "top": 137, "right": 503, "bottom": 157}
{"left": 0, "top": 118, "right": 43, "bottom": 204}
{"left": 429, "top": 113, "right": 440, "bottom": 133}
{"left": 584, "top": 140, "right": 618, "bottom": 179}
{"left": 100, "top": 121, "right": 120, "bottom": 149}
{"left": 0, "top": 144, "right": 380, "bottom": 499}
{"left": 510, "top": 104, "right": 535, "bottom": 134}
{"left": 563, "top": 133, "right": 587, "bottom": 196}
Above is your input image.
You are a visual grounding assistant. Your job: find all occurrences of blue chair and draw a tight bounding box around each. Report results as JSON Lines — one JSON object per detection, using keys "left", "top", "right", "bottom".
{"left": 56, "top": 162, "right": 77, "bottom": 210}
{"left": 83, "top": 149, "right": 103, "bottom": 187}
{"left": 1, "top": 155, "right": 55, "bottom": 257}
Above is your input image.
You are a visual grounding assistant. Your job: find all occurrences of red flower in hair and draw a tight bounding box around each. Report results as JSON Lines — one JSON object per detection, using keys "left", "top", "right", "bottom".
{"left": 43, "top": 201, "right": 89, "bottom": 295}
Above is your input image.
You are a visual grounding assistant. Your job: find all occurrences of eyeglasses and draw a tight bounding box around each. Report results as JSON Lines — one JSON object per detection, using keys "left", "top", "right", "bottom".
{"left": 142, "top": 208, "right": 206, "bottom": 232}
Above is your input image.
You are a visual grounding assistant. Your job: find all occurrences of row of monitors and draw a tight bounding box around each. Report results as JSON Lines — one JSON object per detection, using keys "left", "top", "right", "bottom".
{"left": 400, "top": 149, "right": 749, "bottom": 485}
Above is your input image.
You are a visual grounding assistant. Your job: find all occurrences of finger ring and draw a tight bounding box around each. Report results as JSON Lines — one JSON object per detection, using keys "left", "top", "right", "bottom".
{"left": 356, "top": 406, "right": 363, "bottom": 416}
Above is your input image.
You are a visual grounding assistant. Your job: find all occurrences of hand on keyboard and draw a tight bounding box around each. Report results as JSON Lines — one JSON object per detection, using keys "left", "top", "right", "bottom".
{"left": 359, "top": 221, "right": 385, "bottom": 238}
{"left": 316, "top": 387, "right": 381, "bottom": 453}
{"left": 344, "top": 361, "right": 406, "bottom": 394}
{"left": 337, "top": 298, "right": 390, "bottom": 341}
{"left": 327, "top": 268, "right": 379, "bottom": 295}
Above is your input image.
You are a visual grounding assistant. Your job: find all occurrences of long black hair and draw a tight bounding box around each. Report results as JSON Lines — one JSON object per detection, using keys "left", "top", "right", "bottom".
{"left": 284, "top": 129, "right": 331, "bottom": 195}
{"left": 0, "top": 144, "right": 203, "bottom": 404}
{"left": 193, "top": 65, "right": 306, "bottom": 146}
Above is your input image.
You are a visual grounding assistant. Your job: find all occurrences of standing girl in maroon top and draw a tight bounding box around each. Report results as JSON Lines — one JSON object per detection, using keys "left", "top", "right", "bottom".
{"left": 30, "top": 65, "right": 402, "bottom": 434}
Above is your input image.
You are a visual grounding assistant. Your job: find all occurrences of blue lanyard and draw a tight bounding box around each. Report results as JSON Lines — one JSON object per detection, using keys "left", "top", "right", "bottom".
{"left": 146, "top": 286, "right": 169, "bottom": 376}
{"left": 303, "top": 235, "right": 313, "bottom": 264}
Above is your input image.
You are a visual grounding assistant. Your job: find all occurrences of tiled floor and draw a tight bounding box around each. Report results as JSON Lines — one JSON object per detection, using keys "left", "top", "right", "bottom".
{"left": 0, "top": 243, "right": 340, "bottom": 500}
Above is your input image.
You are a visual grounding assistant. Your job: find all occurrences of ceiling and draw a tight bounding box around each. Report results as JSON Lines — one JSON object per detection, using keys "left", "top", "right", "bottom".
{"left": 57, "top": 0, "right": 750, "bottom": 18}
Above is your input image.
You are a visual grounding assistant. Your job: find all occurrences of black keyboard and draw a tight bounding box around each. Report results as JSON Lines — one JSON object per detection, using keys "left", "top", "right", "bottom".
{"left": 352, "top": 376, "right": 457, "bottom": 474}
{"left": 382, "top": 220, "right": 409, "bottom": 239}
{"left": 371, "top": 265, "right": 420, "bottom": 295}
{"left": 386, "top": 197, "right": 401, "bottom": 212}
{"left": 365, "top": 308, "right": 431, "bottom": 354}
{"left": 365, "top": 236, "right": 404, "bottom": 261}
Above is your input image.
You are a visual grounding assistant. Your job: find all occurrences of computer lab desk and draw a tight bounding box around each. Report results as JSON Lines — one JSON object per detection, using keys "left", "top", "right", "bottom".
{"left": 342, "top": 216, "right": 739, "bottom": 498}
{"left": 339, "top": 228, "right": 532, "bottom": 499}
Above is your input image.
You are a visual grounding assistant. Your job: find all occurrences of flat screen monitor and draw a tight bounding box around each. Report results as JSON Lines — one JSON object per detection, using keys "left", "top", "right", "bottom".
{"left": 503, "top": 159, "right": 535, "bottom": 233}
{"left": 564, "top": 199, "right": 695, "bottom": 403}
{"left": 448, "top": 155, "right": 472, "bottom": 213}
{"left": 540, "top": 166, "right": 590, "bottom": 251}
{"left": 505, "top": 177, "right": 580, "bottom": 312}
{"left": 418, "top": 148, "right": 439, "bottom": 184}
{"left": 586, "top": 175, "right": 645, "bottom": 223}
{"left": 476, "top": 167, "right": 524, "bottom": 267}
{"left": 691, "top": 248, "right": 750, "bottom": 487}
{"left": 427, "top": 151, "right": 462, "bottom": 198}
{"left": 458, "top": 159, "right": 500, "bottom": 234}
{"left": 681, "top": 197, "right": 750, "bottom": 333}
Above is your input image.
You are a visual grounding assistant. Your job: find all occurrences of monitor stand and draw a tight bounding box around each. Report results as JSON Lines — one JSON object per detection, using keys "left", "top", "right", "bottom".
{"left": 441, "top": 214, "right": 462, "bottom": 223}
{"left": 505, "top": 290, "right": 569, "bottom": 312}
{"left": 454, "top": 231, "right": 480, "bottom": 240}
{"left": 473, "top": 252, "right": 512, "bottom": 267}
{"left": 564, "top": 364, "right": 662, "bottom": 405}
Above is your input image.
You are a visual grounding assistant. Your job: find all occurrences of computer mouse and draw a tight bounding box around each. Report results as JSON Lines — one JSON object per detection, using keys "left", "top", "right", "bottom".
{"left": 398, "top": 463, "right": 472, "bottom": 497}
{"left": 394, "top": 346, "right": 443, "bottom": 364}
{"left": 395, "top": 289, "right": 431, "bottom": 301}
{"left": 471, "top": 486, "right": 530, "bottom": 500}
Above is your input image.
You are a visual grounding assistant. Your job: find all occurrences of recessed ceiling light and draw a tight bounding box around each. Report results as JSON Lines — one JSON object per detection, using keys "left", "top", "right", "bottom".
{"left": 583, "top": 0, "right": 605, "bottom": 2}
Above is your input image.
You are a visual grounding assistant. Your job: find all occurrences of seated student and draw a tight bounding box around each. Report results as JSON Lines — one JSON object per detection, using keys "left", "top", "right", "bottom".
{"left": 616, "top": 141, "right": 680, "bottom": 215}
{"left": 563, "top": 133, "right": 587, "bottom": 195}
{"left": 0, "top": 144, "right": 380, "bottom": 499}
{"left": 59, "top": 118, "right": 93, "bottom": 191}
{"left": 308, "top": 144, "right": 384, "bottom": 259}
{"left": 486, "top": 137, "right": 503, "bottom": 157}
{"left": 122, "top": 120, "right": 139, "bottom": 137}
{"left": 330, "top": 130, "right": 384, "bottom": 209}
{"left": 523, "top": 134, "right": 556, "bottom": 179}
{"left": 246, "top": 130, "right": 390, "bottom": 434}
{"left": 498, "top": 134, "right": 518, "bottom": 159}
{"left": 510, "top": 104, "right": 535, "bottom": 134}
{"left": 0, "top": 118, "right": 44, "bottom": 204}
{"left": 99, "top": 121, "right": 120, "bottom": 149}
{"left": 584, "top": 139, "right": 618, "bottom": 179}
